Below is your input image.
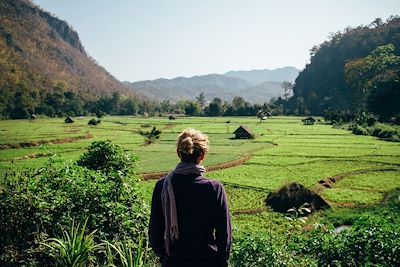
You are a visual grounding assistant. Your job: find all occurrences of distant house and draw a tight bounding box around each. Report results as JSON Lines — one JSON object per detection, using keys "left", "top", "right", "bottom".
{"left": 65, "top": 116, "right": 74, "bottom": 123}
{"left": 233, "top": 125, "right": 253, "bottom": 139}
{"left": 303, "top": 117, "right": 316, "bottom": 125}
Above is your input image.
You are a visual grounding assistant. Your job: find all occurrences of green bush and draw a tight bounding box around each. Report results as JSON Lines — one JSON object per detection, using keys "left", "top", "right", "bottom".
{"left": 88, "top": 118, "right": 100, "bottom": 125}
{"left": 230, "top": 232, "right": 315, "bottom": 266}
{"left": 304, "top": 216, "right": 400, "bottom": 266}
{"left": 370, "top": 124, "right": 400, "bottom": 141}
{"left": 355, "top": 112, "right": 378, "bottom": 127}
{"left": 77, "top": 140, "right": 136, "bottom": 175}
{"left": 0, "top": 158, "right": 148, "bottom": 266}
{"left": 351, "top": 124, "right": 370, "bottom": 135}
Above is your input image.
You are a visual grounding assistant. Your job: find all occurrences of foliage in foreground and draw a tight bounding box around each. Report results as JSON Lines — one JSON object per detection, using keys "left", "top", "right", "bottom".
{"left": 0, "top": 141, "right": 148, "bottom": 266}
{"left": 41, "top": 218, "right": 104, "bottom": 267}
{"left": 304, "top": 215, "right": 400, "bottom": 266}
{"left": 231, "top": 195, "right": 400, "bottom": 267}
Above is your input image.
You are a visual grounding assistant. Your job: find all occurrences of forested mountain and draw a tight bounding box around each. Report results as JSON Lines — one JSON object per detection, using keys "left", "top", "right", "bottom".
{"left": 0, "top": 0, "right": 131, "bottom": 118}
{"left": 124, "top": 67, "right": 298, "bottom": 104}
{"left": 224, "top": 66, "right": 299, "bottom": 84}
{"left": 124, "top": 74, "right": 251, "bottom": 102}
{"left": 288, "top": 16, "right": 400, "bottom": 119}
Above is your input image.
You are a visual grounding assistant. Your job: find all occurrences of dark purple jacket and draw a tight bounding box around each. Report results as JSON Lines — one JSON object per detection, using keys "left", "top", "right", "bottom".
{"left": 149, "top": 173, "right": 232, "bottom": 267}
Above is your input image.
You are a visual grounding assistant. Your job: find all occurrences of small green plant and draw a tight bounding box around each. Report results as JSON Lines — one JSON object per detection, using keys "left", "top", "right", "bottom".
{"left": 88, "top": 118, "right": 100, "bottom": 125}
{"left": 139, "top": 126, "right": 162, "bottom": 145}
{"left": 106, "top": 238, "right": 145, "bottom": 267}
{"left": 41, "top": 218, "right": 104, "bottom": 267}
{"left": 285, "top": 203, "right": 312, "bottom": 223}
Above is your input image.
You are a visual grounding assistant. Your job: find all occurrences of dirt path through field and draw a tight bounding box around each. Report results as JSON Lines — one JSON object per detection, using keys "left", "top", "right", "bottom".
{"left": 314, "top": 167, "right": 400, "bottom": 190}
{"left": 141, "top": 141, "right": 276, "bottom": 180}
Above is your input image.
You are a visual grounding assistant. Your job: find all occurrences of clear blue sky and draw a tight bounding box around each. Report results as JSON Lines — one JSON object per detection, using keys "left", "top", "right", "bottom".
{"left": 33, "top": 0, "right": 399, "bottom": 82}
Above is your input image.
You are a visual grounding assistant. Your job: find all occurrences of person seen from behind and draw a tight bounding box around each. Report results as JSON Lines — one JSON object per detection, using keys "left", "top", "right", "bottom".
{"left": 149, "top": 128, "right": 232, "bottom": 267}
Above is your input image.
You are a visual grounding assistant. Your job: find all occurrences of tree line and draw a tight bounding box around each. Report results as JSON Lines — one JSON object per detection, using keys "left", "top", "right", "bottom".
{"left": 0, "top": 82, "right": 284, "bottom": 119}
{"left": 283, "top": 16, "right": 400, "bottom": 122}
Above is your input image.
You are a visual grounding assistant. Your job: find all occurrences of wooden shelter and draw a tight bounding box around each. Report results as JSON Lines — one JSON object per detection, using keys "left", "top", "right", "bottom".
{"left": 64, "top": 116, "right": 74, "bottom": 123}
{"left": 233, "top": 125, "right": 253, "bottom": 139}
{"left": 303, "top": 116, "right": 316, "bottom": 125}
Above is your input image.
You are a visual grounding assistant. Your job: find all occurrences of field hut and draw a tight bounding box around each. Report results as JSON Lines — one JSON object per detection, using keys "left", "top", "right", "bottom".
{"left": 233, "top": 125, "right": 253, "bottom": 139}
{"left": 303, "top": 116, "right": 316, "bottom": 125}
{"left": 65, "top": 116, "right": 74, "bottom": 123}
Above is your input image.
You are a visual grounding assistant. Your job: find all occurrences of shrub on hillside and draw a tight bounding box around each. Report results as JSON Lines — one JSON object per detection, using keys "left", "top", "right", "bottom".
{"left": 355, "top": 112, "right": 378, "bottom": 127}
{"left": 0, "top": 158, "right": 148, "bottom": 266}
{"left": 304, "top": 216, "right": 400, "bottom": 266}
{"left": 77, "top": 140, "right": 136, "bottom": 175}
{"left": 370, "top": 124, "right": 400, "bottom": 141}
{"left": 351, "top": 124, "right": 370, "bottom": 135}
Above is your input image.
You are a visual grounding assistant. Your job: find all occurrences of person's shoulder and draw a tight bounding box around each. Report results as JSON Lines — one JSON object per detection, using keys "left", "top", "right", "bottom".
{"left": 154, "top": 177, "right": 165, "bottom": 190}
{"left": 202, "top": 176, "right": 224, "bottom": 190}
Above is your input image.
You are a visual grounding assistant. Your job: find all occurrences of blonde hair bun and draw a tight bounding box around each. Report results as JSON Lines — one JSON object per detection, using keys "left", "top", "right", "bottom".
{"left": 181, "top": 136, "right": 194, "bottom": 155}
{"left": 177, "top": 128, "right": 209, "bottom": 160}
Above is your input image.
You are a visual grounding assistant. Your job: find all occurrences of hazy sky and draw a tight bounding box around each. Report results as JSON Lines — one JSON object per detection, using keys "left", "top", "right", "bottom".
{"left": 33, "top": 0, "right": 399, "bottom": 82}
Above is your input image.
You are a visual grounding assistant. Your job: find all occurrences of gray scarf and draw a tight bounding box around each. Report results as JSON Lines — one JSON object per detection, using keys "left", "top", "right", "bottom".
{"left": 161, "top": 162, "right": 206, "bottom": 255}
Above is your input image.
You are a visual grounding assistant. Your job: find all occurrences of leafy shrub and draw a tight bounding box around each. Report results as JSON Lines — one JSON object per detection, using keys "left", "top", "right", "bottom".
{"left": 304, "top": 216, "right": 400, "bottom": 266}
{"left": 139, "top": 126, "right": 162, "bottom": 145}
{"left": 324, "top": 110, "right": 355, "bottom": 124}
{"left": 370, "top": 123, "right": 400, "bottom": 141}
{"left": 230, "top": 232, "right": 315, "bottom": 267}
{"left": 355, "top": 112, "right": 378, "bottom": 127}
{"left": 88, "top": 118, "right": 100, "bottom": 125}
{"left": 77, "top": 140, "right": 136, "bottom": 175}
{"left": 351, "top": 124, "right": 370, "bottom": 135}
{"left": 0, "top": 158, "right": 148, "bottom": 266}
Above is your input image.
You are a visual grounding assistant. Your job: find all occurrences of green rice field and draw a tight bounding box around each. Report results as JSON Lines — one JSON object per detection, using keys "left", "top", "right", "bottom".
{"left": 1, "top": 115, "right": 399, "bottom": 234}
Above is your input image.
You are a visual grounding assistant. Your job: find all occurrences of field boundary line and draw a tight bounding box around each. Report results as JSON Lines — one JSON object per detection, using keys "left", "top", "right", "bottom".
{"left": 315, "top": 167, "right": 400, "bottom": 190}
{"left": 141, "top": 154, "right": 252, "bottom": 180}
{"left": 141, "top": 142, "right": 276, "bottom": 180}
{"left": 0, "top": 132, "right": 93, "bottom": 150}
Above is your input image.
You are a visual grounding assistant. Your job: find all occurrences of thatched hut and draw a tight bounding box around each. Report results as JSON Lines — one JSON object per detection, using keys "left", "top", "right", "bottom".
{"left": 233, "top": 126, "right": 253, "bottom": 139}
{"left": 64, "top": 116, "right": 74, "bottom": 123}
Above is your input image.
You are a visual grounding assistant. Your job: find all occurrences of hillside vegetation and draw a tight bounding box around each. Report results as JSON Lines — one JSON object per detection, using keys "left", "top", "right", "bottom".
{"left": 285, "top": 16, "right": 400, "bottom": 120}
{"left": 0, "top": 0, "right": 131, "bottom": 119}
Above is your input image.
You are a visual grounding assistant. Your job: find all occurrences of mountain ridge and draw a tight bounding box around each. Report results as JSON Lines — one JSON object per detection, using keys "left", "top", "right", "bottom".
{"left": 0, "top": 0, "right": 129, "bottom": 100}
{"left": 124, "top": 67, "right": 298, "bottom": 103}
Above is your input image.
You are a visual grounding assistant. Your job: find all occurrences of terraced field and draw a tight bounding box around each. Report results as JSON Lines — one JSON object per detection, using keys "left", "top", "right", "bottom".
{"left": 1, "top": 116, "right": 399, "bottom": 234}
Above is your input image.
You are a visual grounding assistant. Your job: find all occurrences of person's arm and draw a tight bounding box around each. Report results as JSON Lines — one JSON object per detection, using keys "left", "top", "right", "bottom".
{"left": 215, "top": 183, "right": 232, "bottom": 267}
{"left": 148, "top": 180, "right": 165, "bottom": 261}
